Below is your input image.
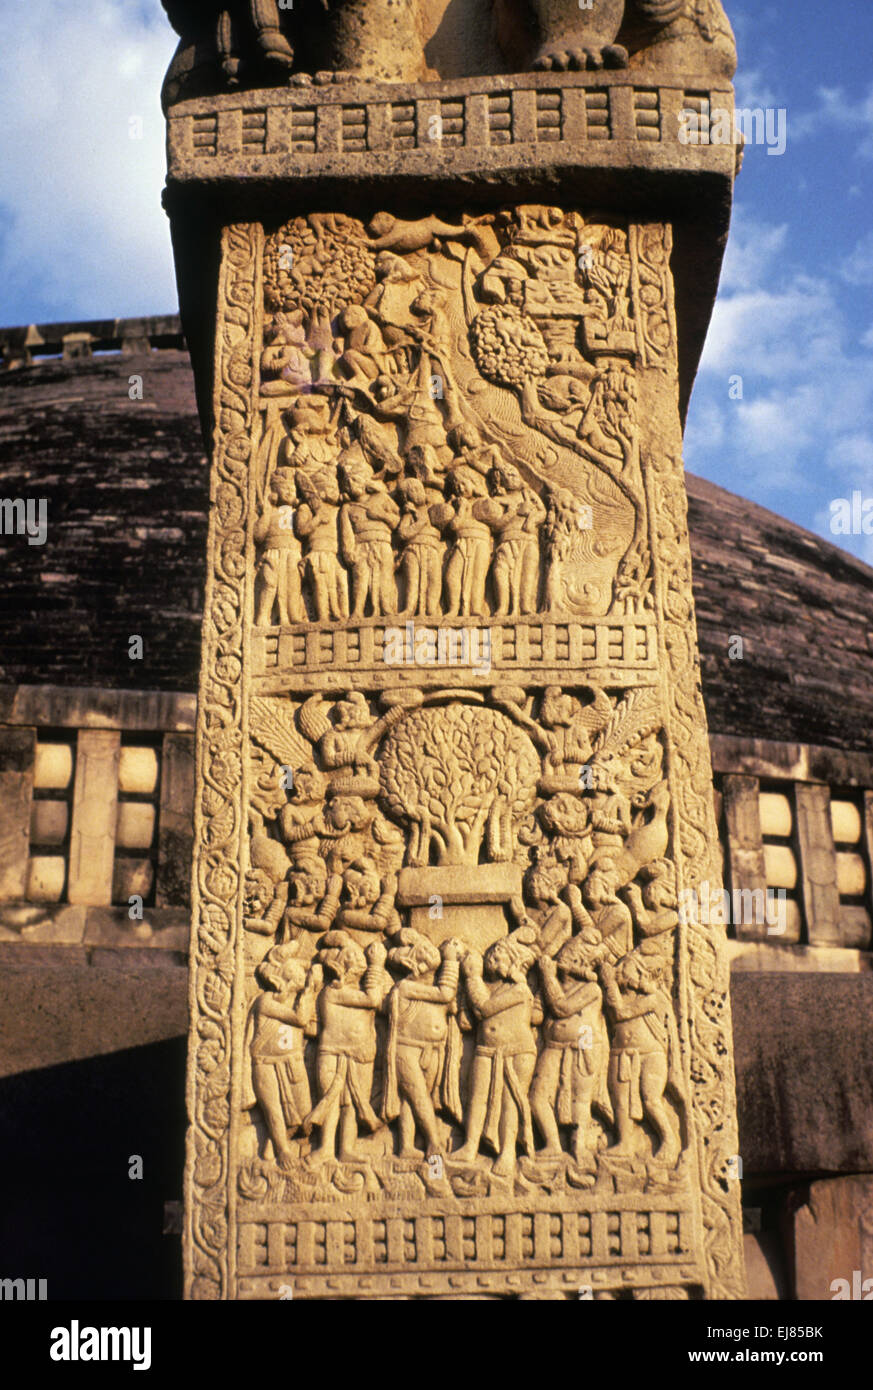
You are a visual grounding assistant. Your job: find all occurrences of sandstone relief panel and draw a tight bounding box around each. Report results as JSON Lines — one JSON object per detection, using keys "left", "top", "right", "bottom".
{"left": 185, "top": 208, "right": 743, "bottom": 1300}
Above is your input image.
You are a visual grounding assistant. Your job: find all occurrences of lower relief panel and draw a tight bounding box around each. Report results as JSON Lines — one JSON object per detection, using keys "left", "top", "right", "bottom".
{"left": 186, "top": 207, "right": 744, "bottom": 1301}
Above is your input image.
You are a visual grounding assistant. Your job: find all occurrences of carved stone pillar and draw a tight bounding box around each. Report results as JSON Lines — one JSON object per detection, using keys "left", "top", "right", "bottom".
{"left": 162, "top": 0, "right": 745, "bottom": 1301}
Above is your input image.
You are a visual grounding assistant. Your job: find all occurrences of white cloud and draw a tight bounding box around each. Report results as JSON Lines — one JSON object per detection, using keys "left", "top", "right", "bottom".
{"left": 841, "top": 232, "right": 873, "bottom": 287}
{"left": 718, "top": 211, "right": 788, "bottom": 294}
{"left": 733, "top": 67, "right": 780, "bottom": 116}
{"left": 791, "top": 82, "right": 873, "bottom": 158}
{"left": 688, "top": 204, "right": 873, "bottom": 523}
{"left": 0, "top": 0, "right": 178, "bottom": 324}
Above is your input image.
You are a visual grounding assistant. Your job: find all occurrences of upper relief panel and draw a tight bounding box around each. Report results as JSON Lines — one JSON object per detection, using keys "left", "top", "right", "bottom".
{"left": 160, "top": 0, "right": 736, "bottom": 107}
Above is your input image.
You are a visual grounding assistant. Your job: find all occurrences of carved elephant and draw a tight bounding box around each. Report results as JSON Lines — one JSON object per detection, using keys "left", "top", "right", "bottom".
{"left": 492, "top": 0, "right": 735, "bottom": 77}
{"left": 160, "top": 0, "right": 735, "bottom": 107}
{"left": 161, "top": 0, "right": 426, "bottom": 106}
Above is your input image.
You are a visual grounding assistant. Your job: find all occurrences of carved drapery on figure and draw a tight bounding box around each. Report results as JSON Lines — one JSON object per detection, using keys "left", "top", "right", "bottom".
{"left": 182, "top": 201, "right": 744, "bottom": 1301}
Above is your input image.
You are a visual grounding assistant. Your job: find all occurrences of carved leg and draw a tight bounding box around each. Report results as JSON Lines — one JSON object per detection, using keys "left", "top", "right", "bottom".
{"left": 398, "top": 554, "right": 419, "bottom": 617}
{"left": 607, "top": 1054, "right": 636, "bottom": 1155}
{"left": 377, "top": 549, "right": 398, "bottom": 617}
{"left": 349, "top": 563, "right": 367, "bottom": 619}
{"left": 491, "top": 548, "right": 511, "bottom": 617}
{"left": 531, "top": 0, "right": 627, "bottom": 72}
{"left": 330, "top": 560, "right": 349, "bottom": 621}
{"left": 493, "top": 1054, "right": 534, "bottom": 1177}
{"left": 467, "top": 542, "right": 490, "bottom": 617}
{"left": 216, "top": 8, "right": 241, "bottom": 87}
{"left": 444, "top": 549, "right": 463, "bottom": 618}
{"left": 571, "top": 1080, "right": 596, "bottom": 1165}
{"left": 423, "top": 549, "right": 442, "bottom": 618}
{"left": 338, "top": 1102, "right": 359, "bottom": 1162}
{"left": 249, "top": 0, "right": 295, "bottom": 68}
{"left": 255, "top": 554, "right": 278, "bottom": 625}
{"left": 396, "top": 1052, "right": 441, "bottom": 1155}
{"left": 252, "top": 1064, "right": 293, "bottom": 1167}
{"left": 519, "top": 539, "right": 540, "bottom": 614}
{"left": 639, "top": 1055, "right": 680, "bottom": 1165}
{"left": 453, "top": 1053, "right": 491, "bottom": 1163}
{"left": 306, "top": 1055, "right": 340, "bottom": 1164}
{"left": 530, "top": 1050, "right": 563, "bottom": 1155}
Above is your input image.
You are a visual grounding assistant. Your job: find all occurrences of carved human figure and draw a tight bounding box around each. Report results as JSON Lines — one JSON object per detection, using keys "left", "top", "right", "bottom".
{"left": 538, "top": 792, "right": 593, "bottom": 886}
{"left": 299, "top": 691, "right": 411, "bottom": 782}
{"left": 244, "top": 946, "right": 321, "bottom": 1170}
{"left": 382, "top": 933, "right": 464, "bottom": 1158}
{"left": 542, "top": 485, "right": 580, "bottom": 611}
{"left": 254, "top": 468, "right": 306, "bottom": 626}
{"left": 439, "top": 469, "right": 492, "bottom": 619}
{"left": 447, "top": 422, "right": 502, "bottom": 479}
{"left": 365, "top": 251, "right": 424, "bottom": 368}
{"left": 282, "top": 792, "right": 393, "bottom": 877}
{"left": 473, "top": 462, "right": 545, "bottom": 616}
{"left": 303, "top": 933, "right": 391, "bottom": 1165}
{"left": 280, "top": 863, "right": 337, "bottom": 944}
{"left": 334, "top": 857, "right": 402, "bottom": 938}
{"left": 362, "top": 373, "right": 450, "bottom": 462}
{"left": 279, "top": 395, "right": 338, "bottom": 472}
{"left": 260, "top": 311, "right": 312, "bottom": 397}
{"left": 295, "top": 468, "right": 349, "bottom": 622}
{"left": 339, "top": 459, "right": 400, "bottom": 618}
{"left": 347, "top": 413, "right": 404, "bottom": 480}
{"left": 396, "top": 478, "right": 445, "bottom": 618}
{"left": 337, "top": 305, "right": 391, "bottom": 385}
{"left": 567, "top": 857, "right": 634, "bottom": 962}
{"left": 454, "top": 931, "right": 542, "bottom": 1178}
{"left": 161, "top": 0, "right": 295, "bottom": 101}
{"left": 587, "top": 765, "right": 634, "bottom": 852}
{"left": 161, "top": 0, "right": 735, "bottom": 109}
{"left": 539, "top": 684, "right": 612, "bottom": 774}
{"left": 599, "top": 952, "right": 685, "bottom": 1167}
{"left": 523, "top": 853, "right": 572, "bottom": 959}
{"left": 624, "top": 857, "right": 679, "bottom": 967}
{"left": 278, "top": 764, "right": 327, "bottom": 869}
{"left": 404, "top": 444, "right": 447, "bottom": 503}
{"left": 244, "top": 866, "right": 288, "bottom": 938}
{"left": 532, "top": 935, "right": 610, "bottom": 1165}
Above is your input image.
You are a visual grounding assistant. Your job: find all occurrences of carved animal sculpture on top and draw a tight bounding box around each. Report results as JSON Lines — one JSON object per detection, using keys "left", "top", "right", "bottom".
{"left": 160, "top": 0, "right": 735, "bottom": 108}
{"left": 493, "top": 0, "right": 735, "bottom": 77}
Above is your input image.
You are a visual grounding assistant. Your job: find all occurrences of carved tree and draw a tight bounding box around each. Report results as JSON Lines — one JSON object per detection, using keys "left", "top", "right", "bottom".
{"left": 379, "top": 705, "right": 539, "bottom": 866}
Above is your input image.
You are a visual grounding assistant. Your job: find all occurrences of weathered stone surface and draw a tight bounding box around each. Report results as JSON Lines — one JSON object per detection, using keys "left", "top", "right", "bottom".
{"left": 743, "top": 1231, "right": 785, "bottom": 1302}
{"left": 83, "top": 906, "right": 189, "bottom": 952}
{"left": 0, "top": 728, "right": 35, "bottom": 900}
{"left": 0, "top": 902, "right": 86, "bottom": 945}
{"left": 731, "top": 972, "right": 873, "bottom": 1175}
{"left": 157, "top": 733, "right": 195, "bottom": 908}
{"left": 0, "top": 943, "right": 187, "bottom": 1078}
{"left": 792, "top": 1177, "right": 873, "bottom": 1302}
{"left": 68, "top": 730, "right": 120, "bottom": 905}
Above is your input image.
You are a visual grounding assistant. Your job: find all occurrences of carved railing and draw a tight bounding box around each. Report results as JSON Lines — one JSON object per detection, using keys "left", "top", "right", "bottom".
{"left": 0, "top": 315, "right": 185, "bottom": 369}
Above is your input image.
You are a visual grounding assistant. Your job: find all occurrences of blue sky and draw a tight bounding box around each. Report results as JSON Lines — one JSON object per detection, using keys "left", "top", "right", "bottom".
{"left": 0, "top": 0, "right": 871, "bottom": 562}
